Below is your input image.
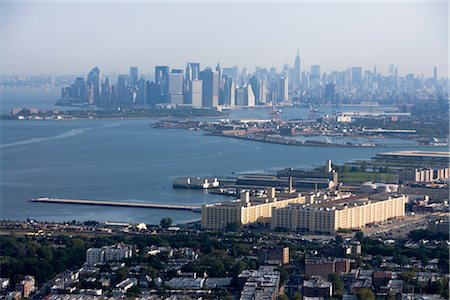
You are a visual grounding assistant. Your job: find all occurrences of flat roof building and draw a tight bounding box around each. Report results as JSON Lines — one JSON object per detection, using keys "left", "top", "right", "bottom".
{"left": 201, "top": 189, "right": 305, "bottom": 230}
{"left": 271, "top": 195, "right": 407, "bottom": 234}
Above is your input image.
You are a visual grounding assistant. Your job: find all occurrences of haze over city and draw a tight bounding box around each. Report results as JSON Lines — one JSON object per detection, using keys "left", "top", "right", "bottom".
{"left": 1, "top": 1, "right": 448, "bottom": 76}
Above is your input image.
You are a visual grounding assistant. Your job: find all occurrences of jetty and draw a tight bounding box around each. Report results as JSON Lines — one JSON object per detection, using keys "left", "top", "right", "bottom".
{"left": 30, "top": 197, "right": 201, "bottom": 212}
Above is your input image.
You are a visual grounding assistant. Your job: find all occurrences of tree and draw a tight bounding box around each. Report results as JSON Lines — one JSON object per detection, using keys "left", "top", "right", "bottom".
{"left": 292, "top": 292, "right": 302, "bottom": 300}
{"left": 160, "top": 217, "right": 172, "bottom": 229}
{"left": 225, "top": 221, "right": 242, "bottom": 232}
{"left": 354, "top": 231, "right": 364, "bottom": 241}
{"left": 328, "top": 273, "right": 344, "bottom": 297}
{"left": 277, "top": 295, "right": 289, "bottom": 300}
{"left": 355, "top": 288, "right": 375, "bottom": 300}
{"left": 126, "top": 285, "right": 141, "bottom": 298}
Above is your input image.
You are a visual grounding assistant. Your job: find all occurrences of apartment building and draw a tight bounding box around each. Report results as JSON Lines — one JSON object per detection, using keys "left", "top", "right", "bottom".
{"left": 271, "top": 195, "right": 407, "bottom": 234}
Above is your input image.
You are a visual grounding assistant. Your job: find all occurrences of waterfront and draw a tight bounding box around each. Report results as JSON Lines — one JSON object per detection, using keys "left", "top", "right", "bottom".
{"left": 0, "top": 87, "right": 447, "bottom": 224}
{"left": 1, "top": 118, "right": 446, "bottom": 225}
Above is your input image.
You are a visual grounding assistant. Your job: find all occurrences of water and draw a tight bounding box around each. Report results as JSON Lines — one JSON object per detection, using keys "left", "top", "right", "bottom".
{"left": 0, "top": 88, "right": 445, "bottom": 224}
{"left": 0, "top": 87, "right": 61, "bottom": 114}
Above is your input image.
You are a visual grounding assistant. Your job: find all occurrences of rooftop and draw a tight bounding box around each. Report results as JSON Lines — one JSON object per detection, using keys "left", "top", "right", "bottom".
{"left": 377, "top": 151, "right": 450, "bottom": 158}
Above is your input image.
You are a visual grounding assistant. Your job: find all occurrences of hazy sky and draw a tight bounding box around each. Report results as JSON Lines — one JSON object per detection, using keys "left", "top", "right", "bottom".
{"left": 1, "top": 1, "right": 448, "bottom": 77}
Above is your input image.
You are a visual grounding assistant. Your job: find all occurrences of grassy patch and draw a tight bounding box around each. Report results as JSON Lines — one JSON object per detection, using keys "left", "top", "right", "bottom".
{"left": 340, "top": 172, "right": 397, "bottom": 184}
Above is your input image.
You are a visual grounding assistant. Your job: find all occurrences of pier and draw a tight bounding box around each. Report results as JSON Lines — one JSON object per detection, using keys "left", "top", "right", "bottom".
{"left": 30, "top": 197, "right": 201, "bottom": 212}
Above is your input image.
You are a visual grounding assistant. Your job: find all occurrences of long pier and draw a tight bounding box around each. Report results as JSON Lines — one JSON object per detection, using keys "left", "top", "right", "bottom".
{"left": 30, "top": 197, "right": 201, "bottom": 212}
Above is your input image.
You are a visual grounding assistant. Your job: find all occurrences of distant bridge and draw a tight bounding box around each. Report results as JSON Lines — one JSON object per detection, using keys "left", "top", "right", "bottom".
{"left": 30, "top": 197, "right": 201, "bottom": 212}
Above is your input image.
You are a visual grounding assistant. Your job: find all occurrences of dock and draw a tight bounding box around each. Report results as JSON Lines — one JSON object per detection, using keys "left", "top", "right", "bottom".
{"left": 30, "top": 197, "right": 201, "bottom": 212}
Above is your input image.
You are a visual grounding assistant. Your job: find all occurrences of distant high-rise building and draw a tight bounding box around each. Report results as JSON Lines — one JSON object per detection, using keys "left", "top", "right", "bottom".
{"left": 199, "top": 68, "right": 219, "bottom": 108}
{"left": 249, "top": 75, "right": 261, "bottom": 103}
{"left": 434, "top": 67, "right": 437, "bottom": 84}
{"left": 187, "top": 80, "right": 202, "bottom": 108}
{"left": 311, "top": 65, "right": 321, "bottom": 81}
{"left": 235, "top": 85, "right": 255, "bottom": 107}
{"left": 117, "top": 75, "right": 129, "bottom": 103}
{"left": 260, "top": 80, "right": 267, "bottom": 104}
{"left": 101, "top": 78, "right": 113, "bottom": 105}
{"left": 146, "top": 81, "right": 159, "bottom": 106}
{"left": 155, "top": 66, "right": 169, "bottom": 102}
{"left": 222, "top": 75, "right": 235, "bottom": 107}
{"left": 351, "top": 67, "right": 362, "bottom": 87}
{"left": 278, "top": 76, "right": 288, "bottom": 102}
{"left": 73, "top": 77, "right": 87, "bottom": 102}
{"left": 87, "top": 67, "right": 102, "bottom": 104}
{"left": 138, "top": 77, "right": 147, "bottom": 105}
{"left": 168, "top": 69, "right": 184, "bottom": 105}
{"left": 294, "top": 50, "right": 301, "bottom": 87}
{"left": 188, "top": 63, "right": 200, "bottom": 80}
{"left": 130, "top": 67, "right": 138, "bottom": 87}
{"left": 324, "top": 83, "right": 336, "bottom": 103}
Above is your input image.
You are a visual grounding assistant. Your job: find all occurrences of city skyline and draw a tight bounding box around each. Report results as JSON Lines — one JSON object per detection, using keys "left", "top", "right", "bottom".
{"left": 1, "top": 1, "right": 448, "bottom": 76}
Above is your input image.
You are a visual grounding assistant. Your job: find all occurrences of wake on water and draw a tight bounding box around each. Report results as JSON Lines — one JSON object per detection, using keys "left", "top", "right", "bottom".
{"left": 0, "top": 128, "right": 89, "bottom": 149}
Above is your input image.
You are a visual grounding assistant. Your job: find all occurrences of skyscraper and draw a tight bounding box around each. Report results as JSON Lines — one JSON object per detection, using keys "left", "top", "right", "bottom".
{"left": 187, "top": 62, "right": 200, "bottom": 80}
{"left": 325, "top": 83, "right": 336, "bottom": 103}
{"left": 351, "top": 67, "right": 362, "bottom": 87}
{"left": 434, "top": 67, "right": 437, "bottom": 84}
{"left": 117, "top": 75, "right": 129, "bottom": 103}
{"left": 199, "top": 68, "right": 219, "bottom": 108}
{"left": 235, "top": 85, "right": 255, "bottom": 107}
{"left": 310, "top": 65, "right": 321, "bottom": 81}
{"left": 130, "top": 67, "right": 138, "bottom": 87}
{"left": 138, "top": 77, "right": 147, "bottom": 105}
{"left": 87, "top": 67, "right": 102, "bottom": 104}
{"left": 188, "top": 80, "right": 203, "bottom": 108}
{"left": 155, "top": 66, "right": 169, "bottom": 102}
{"left": 249, "top": 75, "right": 260, "bottom": 103}
{"left": 278, "top": 76, "right": 288, "bottom": 102}
{"left": 168, "top": 69, "right": 184, "bottom": 105}
{"left": 293, "top": 50, "right": 301, "bottom": 87}
{"left": 222, "top": 75, "right": 235, "bottom": 107}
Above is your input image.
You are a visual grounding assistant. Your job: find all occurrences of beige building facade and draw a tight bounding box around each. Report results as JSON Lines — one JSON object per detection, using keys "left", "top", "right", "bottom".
{"left": 271, "top": 195, "right": 407, "bottom": 234}
{"left": 201, "top": 190, "right": 306, "bottom": 230}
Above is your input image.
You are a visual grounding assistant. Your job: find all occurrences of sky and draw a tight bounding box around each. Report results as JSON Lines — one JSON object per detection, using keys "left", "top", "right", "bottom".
{"left": 0, "top": 1, "right": 448, "bottom": 77}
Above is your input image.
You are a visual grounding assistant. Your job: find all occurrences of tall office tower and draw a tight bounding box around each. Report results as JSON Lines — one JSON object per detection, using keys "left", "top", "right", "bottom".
{"left": 87, "top": 82, "right": 95, "bottom": 104}
{"left": 351, "top": 67, "right": 363, "bottom": 87}
{"left": 278, "top": 76, "right": 289, "bottom": 102}
{"left": 130, "top": 67, "right": 138, "bottom": 87}
{"left": 117, "top": 75, "right": 129, "bottom": 103}
{"left": 146, "top": 81, "right": 159, "bottom": 106}
{"left": 235, "top": 85, "right": 255, "bottom": 107}
{"left": 293, "top": 50, "right": 301, "bottom": 87}
{"left": 239, "top": 67, "right": 248, "bottom": 85}
{"left": 188, "top": 63, "right": 200, "bottom": 80}
{"left": 187, "top": 80, "right": 203, "bottom": 108}
{"left": 221, "top": 75, "right": 235, "bottom": 107}
{"left": 324, "top": 83, "right": 336, "bottom": 103}
{"left": 87, "top": 67, "right": 102, "bottom": 104}
{"left": 433, "top": 67, "right": 437, "bottom": 84}
{"left": 101, "top": 78, "right": 113, "bottom": 106}
{"left": 155, "top": 66, "right": 169, "bottom": 102}
{"left": 216, "top": 63, "right": 222, "bottom": 83}
{"left": 168, "top": 69, "right": 184, "bottom": 105}
{"left": 137, "top": 77, "right": 147, "bottom": 105}
{"left": 199, "top": 68, "right": 219, "bottom": 108}
{"left": 249, "top": 75, "right": 262, "bottom": 103}
{"left": 73, "top": 77, "right": 87, "bottom": 102}
{"left": 310, "top": 65, "right": 321, "bottom": 81}
{"left": 260, "top": 80, "right": 267, "bottom": 104}
{"left": 222, "top": 67, "right": 235, "bottom": 81}
{"left": 185, "top": 63, "right": 192, "bottom": 81}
